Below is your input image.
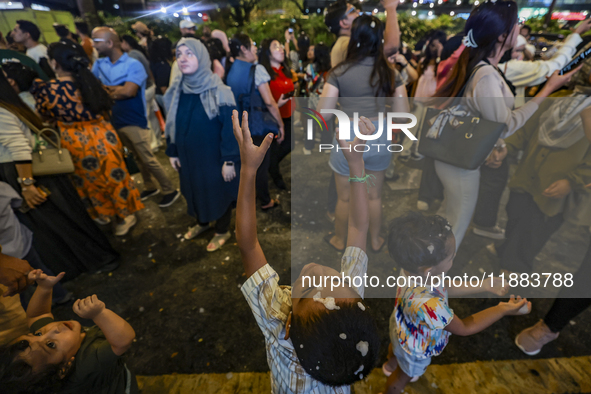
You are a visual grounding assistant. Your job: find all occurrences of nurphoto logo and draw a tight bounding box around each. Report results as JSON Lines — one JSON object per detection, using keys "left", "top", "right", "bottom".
{"left": 304, "top": 109, "right": 418, "bottom": 153}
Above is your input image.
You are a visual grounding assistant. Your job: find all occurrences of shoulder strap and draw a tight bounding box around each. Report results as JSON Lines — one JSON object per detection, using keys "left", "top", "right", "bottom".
{"left": 248, "top": 64, "right": 257, "bottom": 102}
{"left": 456, "top": 64, "right": 487, "bottom": 98}
{"left": 0, "top": 103, "right": 40, "bottom": 135}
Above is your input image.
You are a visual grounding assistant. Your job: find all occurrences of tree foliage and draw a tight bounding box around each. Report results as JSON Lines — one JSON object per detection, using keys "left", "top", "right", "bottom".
{"left": 99, "top": 8, "right": 584, "bottom": 55}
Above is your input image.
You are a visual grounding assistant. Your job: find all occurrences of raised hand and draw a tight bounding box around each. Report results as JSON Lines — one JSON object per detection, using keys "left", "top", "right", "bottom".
{"left": 544, "top": 65, "right": 583, "bottom": 93}
{"left": 28, "top": 269, "right": 65, "bottom": 289}
{"left": 73, "top": 294, "right": 106, "bottom": 320}
{"left": 231, "top": 110, "right": 273, "bottom": 173}
{"left": 335, "top": 116, "right": 375, "bottom": 164}
{"left": 381, "top": 0, "right": 400, "bottom": 9}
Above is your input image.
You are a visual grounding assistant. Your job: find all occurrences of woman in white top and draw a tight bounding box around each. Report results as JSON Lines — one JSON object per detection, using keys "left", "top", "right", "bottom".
{"left": 433, "top": 0, "right": 578, "bottom": 250}
{"left": 498, "top": 19, "right": 591, "bottom": 107}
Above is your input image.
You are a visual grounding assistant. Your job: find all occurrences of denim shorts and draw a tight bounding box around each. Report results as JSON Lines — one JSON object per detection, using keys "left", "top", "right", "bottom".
{"left": 328, "top": 119, "right": 392, "bottom": 176}
{"left": 389, "top": 314, "right": 431, "bottom": 377}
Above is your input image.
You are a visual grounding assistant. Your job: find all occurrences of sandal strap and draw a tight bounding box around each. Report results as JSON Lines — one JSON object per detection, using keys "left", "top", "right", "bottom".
{"left": 185, "top": 224, "right": 210, "bottom": 239}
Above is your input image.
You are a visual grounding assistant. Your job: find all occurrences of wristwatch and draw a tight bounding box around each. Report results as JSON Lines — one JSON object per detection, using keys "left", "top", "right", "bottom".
{"left": 17, "top": 177, "right": 36, "bottom": 186}
{"left": 224, "top": 161, "right": 234, "bottom": 166}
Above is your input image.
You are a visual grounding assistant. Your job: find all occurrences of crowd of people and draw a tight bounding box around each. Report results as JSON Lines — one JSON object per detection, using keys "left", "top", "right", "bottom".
{"left": 0, "top": 0, "right": 590, "bottom": 392}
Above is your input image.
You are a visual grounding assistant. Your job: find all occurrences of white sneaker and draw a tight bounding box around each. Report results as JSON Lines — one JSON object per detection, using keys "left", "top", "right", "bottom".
{"left": 115, "top": 215, "right": 137, "bottom": 236}
{"left": 473, "top": 225, "right": 505, "bottom": 240}
{"left": 417, "top": 201, "right": 429, "bottom": 211}
{"left": 93, "top": 217, "right": 111, "bottom": 225}
{"left": 303, "top": 147, "right": 312, "bottom": 155}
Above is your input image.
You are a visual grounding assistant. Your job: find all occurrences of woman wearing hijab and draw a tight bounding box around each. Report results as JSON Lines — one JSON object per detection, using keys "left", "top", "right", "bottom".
{"left": 164, "top": 38, "right": 240, "bottom": 252}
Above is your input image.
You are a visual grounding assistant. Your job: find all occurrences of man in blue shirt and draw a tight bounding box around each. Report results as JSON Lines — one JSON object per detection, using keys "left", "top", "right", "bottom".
{"left": 91, "top": 27, "right": 179, "bottom": 208}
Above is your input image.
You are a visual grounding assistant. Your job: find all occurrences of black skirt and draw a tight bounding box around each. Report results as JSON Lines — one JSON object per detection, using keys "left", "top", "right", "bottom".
{"left": 0, "top": 162, "right": 119, "bottom": 281}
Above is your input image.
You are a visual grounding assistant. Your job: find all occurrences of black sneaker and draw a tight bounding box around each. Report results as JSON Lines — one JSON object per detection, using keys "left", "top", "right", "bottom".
{"left": 140, "top": 189, "right": 160, "bottom": 201}
{"left": 159, "top": 190, "right": 181, "bottom": 207}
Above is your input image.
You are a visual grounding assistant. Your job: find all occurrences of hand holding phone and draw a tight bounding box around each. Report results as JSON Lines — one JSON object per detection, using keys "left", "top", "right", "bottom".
{"left": 559, "top": 47, "right": 591, "bottom": 75}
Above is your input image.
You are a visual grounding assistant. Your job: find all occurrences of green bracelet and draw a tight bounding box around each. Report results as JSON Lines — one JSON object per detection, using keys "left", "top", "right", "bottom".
{"left": 349, "top": 171, "right": 376, "bottom": 193}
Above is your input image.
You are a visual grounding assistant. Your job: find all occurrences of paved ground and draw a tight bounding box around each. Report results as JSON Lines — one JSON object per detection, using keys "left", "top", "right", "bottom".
{"left": 136, "top": 356, "right": 591, "bottom": 394}
{"left": 51, "top": 127, "right": 591, "bottom": 392}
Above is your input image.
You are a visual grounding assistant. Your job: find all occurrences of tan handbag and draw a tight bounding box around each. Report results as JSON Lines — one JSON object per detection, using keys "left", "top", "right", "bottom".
{"left": 3, "top": 106, "right": 75, "bottom": 176}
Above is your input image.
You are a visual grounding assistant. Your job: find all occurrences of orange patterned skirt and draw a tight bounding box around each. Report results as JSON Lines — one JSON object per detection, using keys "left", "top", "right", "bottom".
{"left": 58, "top": 118, "right": 144, "bottom": 220}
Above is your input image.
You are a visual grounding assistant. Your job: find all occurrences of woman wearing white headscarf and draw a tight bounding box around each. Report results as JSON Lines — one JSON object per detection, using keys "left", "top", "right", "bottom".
{"left": 164, "top": 38, "right": 239, "bottom": 252}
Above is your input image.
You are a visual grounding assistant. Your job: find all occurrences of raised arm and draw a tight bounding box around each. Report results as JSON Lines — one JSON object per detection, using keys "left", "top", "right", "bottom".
{"left": 336, "top": 117, "right": 376, "bottom": 251}
{"left": 233, "top": 110, "right": 274, "bottom": 277}
{"left": 382, "top": 0, "right": 401, "bottom": 58}
{"left": 73, "top": 295, "right": 135, "bottom": 356}
{"left": 25, "top": 270, "right": 64, "bottom": 327}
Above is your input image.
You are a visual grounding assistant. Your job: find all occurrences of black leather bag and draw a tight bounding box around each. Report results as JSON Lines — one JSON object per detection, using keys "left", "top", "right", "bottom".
{"left": 417, "top": 65, "right": 507, "bottom": 170}
{"left": 237, "top": 65, "right": 280, "bottom": 137}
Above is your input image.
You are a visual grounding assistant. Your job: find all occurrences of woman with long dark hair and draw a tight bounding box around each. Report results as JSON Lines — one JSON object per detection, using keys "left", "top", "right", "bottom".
{"left": 164, "top": 38, "right": 239, "bottom": 252}
{"left": 430, "top": 0, "right": 577, "bottom": 250}
{"left": 303, "top": 43, "right": 332, "bottom": 154}
{"left": 225, "top": 33, "right": 284, "bottom": 210}
{"left": 320, "top": 14, "right": 408, "bottom": 253}
{"left": 0, "top": 69, "right": 119, "bottom": 280}
{"left": 150, "top": 37, "right": 173, "bottom": 96}
{"left": 412, "top": 30, "right": 447, "bottom": 99}
{"left": 258, "top": 38, "right": 295, "bottom": 189}
{"left": 31, "top": 42, "right": 143, "bottom": 235}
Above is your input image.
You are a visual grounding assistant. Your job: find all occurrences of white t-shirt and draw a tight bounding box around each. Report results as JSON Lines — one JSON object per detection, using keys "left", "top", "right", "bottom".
{"left": 26, "top": 44, "right": 48, "bottom": 63}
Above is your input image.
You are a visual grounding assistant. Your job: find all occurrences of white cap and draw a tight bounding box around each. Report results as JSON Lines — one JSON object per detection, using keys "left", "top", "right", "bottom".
{"left": 180, "top": 20, "right": 196, "bottom": 29}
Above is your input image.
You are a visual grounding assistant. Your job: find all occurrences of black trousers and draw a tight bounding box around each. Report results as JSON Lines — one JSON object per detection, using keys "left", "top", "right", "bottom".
{"left": 252, "top": 135, "right": 272, "bottom": 206}
{"left": 269, "top": 117, "right": 293, "bottom": 182}
{"left": 498, "top": 191, "right": 564, "bottom": 273}
{"left": 544, "top": 241, "right": 591, "bottom": 332}
{"left": 418, "top": 158, "right": 444, "bottom": 204}
{"left": 473, "top": 159, "right": 510, "bottom": 228}
{"left": 198, "top": 204, "right": 233, "bottom": 234}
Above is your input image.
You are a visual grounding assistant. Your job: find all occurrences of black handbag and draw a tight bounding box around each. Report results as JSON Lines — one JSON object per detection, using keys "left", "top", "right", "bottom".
{"left": 417, "top": 65, "right": 507, "bottom": 170}
{"left": 237, "top": 65, "right": 280, "bottom": 137}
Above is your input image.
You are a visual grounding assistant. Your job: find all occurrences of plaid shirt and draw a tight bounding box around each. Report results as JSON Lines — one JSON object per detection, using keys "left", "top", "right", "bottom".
{"left": 241, "top": 246, "right": 368, "bottom": 394}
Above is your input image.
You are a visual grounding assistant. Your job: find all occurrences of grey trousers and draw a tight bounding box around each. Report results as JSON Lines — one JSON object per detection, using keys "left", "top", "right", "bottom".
{"left": 435, "top": 160, "right": 480, "bottom": 251}
{"left": 117, "top": 125, "right": 174, "bottom": 195}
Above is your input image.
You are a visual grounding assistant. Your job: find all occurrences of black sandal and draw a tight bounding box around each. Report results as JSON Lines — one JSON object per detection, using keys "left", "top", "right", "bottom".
{"left": 324, "top": 234, "right": 345, "bottom": 252}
